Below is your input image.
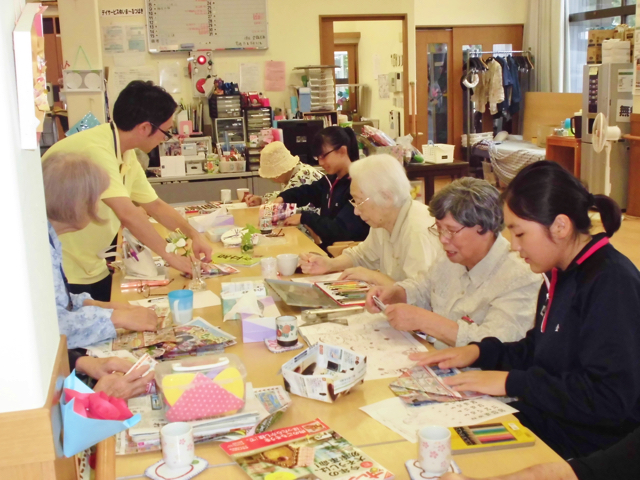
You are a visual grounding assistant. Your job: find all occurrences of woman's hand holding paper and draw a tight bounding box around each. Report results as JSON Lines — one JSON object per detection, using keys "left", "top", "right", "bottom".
{"left": 93, "top": 365, "right": 154, "bottom": 399}
{"left": 365, "top": 284, "right": 407, "bottom": 312}
{"left": 111, "top": 305, "right": 158, "bottom": 331}
{"left": 409, "top": 345, "right": 480, "bottom": 370}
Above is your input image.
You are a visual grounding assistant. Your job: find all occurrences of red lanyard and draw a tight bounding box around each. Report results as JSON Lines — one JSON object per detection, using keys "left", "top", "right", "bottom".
{"left": 540, "top": 236, "right": 609, "bottom": 333}
{"left": 328, "top": 177, "right": 340, "bottom": 209}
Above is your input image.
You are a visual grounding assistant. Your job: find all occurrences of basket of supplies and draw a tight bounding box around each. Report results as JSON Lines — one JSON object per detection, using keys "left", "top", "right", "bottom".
{"left": 422, "top": 142, "right": 455, "bottom": 164}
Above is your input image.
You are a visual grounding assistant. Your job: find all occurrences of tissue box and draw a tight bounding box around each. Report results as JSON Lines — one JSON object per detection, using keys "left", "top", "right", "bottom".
{"left": 281, "top": 342, "right": 367, "bottom": 403}
{"left": 189, "top": 212, "right": 234, "bottom": 233}
{"left": 155, "top": 353, "right": 247, "bottom": 422}
{"left": 242, "top": 316, "right": 276, "bottom": 343}
{"left": 206, "top": 225, "right": 235, "bottom": 242}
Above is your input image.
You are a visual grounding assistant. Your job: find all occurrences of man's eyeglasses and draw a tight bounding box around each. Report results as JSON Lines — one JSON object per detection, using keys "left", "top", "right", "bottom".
{"left": 428, "top": 224, "right": 466, "bottom": 239}
{"left": 349, "top": 197, "right": 370, "bottom": 209}
{"left": 314, "top": 147, "right": 338, "bottom": 161}
{"left": 151, "top": 123, "right": 174, "bottom": 141}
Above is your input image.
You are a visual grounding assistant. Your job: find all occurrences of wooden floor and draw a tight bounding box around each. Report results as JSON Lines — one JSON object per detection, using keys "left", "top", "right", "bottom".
{"left": 433, "top": 176, "right": 640, "bottom": 268}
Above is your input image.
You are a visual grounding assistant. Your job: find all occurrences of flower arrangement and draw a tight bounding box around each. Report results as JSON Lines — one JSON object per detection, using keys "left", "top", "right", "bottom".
{"left": 165, "top": 229, "right": 192, "bottom": 257}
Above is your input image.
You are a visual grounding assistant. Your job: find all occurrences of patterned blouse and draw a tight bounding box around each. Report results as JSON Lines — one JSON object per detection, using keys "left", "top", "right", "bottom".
{"left": 262, "top": 163, "right": 325, "bottom": 209}
{"left": 48, "top": 222, "right": 116, "bottom": 349}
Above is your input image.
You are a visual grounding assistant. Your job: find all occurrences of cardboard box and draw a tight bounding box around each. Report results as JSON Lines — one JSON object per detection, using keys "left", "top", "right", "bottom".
{"left": 589, "top": 29, "right": 614, "bottom": 47}
{"left": 281, "top": 342, "right": 367, "bottom": 403}
{"left": 587, "top": 45, "right": 602, "bottom": 64}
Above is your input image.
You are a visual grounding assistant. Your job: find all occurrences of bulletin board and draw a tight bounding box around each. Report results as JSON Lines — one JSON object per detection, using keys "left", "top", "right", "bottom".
{"left": 146, "top": 0, "right": 268, "bottom": 52}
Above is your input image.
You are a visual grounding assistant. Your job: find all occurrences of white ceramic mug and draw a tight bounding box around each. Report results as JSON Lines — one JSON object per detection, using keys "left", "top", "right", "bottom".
{"left": 277, "top": 253, "right": 299, "bottom": 276}
{"left": 161, "top": 422, "right": 195, "bottom": 470}
{"left": 221, "top": 189, "right": 232, "bottom": 203}
{"left": 276, "top": 315, "right": 298, "bottom": 347}
{"left": 237, "top": 188, "right": 250, "bottom": 201}
{"left": 418, "top": 425, "right": 452, "bottom": 476}
{"left": 261, "top": 257, "right": 277, "bottom": 279}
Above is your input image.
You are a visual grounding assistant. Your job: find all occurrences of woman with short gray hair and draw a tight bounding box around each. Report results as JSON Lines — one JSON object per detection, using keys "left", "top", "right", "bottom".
{"left": 299, "top": 154, "right": 441, "bottom": 285}
{"left": 366, "top": 177, "right": 542, "bottom": 348}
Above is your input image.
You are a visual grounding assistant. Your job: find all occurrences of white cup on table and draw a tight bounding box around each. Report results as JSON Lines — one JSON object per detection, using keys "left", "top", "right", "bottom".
{"left": 261, "top": 257, "right": 278, "bottom": 279}
{"left": 418, "top": 425, "right": 452, "bottom": 476}
{"left": 237, "top": 188, "right": 250, "bottom": 201}
{"left": 277, "top": 253, "right": 299, "bottom": 276}
{"left": 220, "top": 189, "right": 232, "bottom": 203}
{"left": 161, "top": 422, "right": 195, "bottom": 470}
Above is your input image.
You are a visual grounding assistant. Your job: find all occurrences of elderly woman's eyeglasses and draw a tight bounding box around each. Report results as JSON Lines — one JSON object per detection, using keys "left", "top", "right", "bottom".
{"left": 151, "top": 123, "right": 174, "bottom": 141}
{"left": 349, "top": 197, "right": 370, "bottom": 209}
{"left": 428, "top": 224, "right": 466, "bottom": 239}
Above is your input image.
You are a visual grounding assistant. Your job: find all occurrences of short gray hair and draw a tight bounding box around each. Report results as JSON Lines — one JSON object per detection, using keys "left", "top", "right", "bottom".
{"left": 42, "top": 153, "right": 110, "bottom": 227}
{"left": 429, "top": 177, "right": 503, "bottom": 236}
{"left": 349, "top": 154, "right": 411, "bottom": 208}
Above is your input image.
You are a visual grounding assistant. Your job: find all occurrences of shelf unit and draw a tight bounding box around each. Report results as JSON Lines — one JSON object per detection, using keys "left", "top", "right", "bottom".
{"left": 244, "top": 106, "right": 272, "bottom": 171}
{"left": 294, "top": 65, "right": 339, "bottom": 113}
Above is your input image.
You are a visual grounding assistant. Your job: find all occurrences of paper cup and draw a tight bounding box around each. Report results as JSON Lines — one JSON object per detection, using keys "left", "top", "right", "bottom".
{"left": 168, "top": 290, "right": 193, "bottom": 325}
{"left": 277, "top": 253, "right": 299, "bottom": 276}
{"left": 418, "top": 425, "right": 451, "bottom": 476}
{"left": 161, "top": 422, "right": 195, "bottom": 470}
{"left": 276, "top": 315, "right": 298, "bottom": 347}
{"left": 237, "top": 188, "right": 250, "bottom": 201}
{"left": 221, "top": 189, "right": 232, "bottom": 203}
{"left": 261, "top": 257, "right": 277, "bottom": 279}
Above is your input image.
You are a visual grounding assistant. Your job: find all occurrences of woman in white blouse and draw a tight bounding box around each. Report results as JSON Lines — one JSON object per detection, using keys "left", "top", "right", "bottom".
{"left": 299, "top": 154, "right": 441, "bottom": 286}
{"left": 366, "top": 177, "right": 542, "bottom": 348}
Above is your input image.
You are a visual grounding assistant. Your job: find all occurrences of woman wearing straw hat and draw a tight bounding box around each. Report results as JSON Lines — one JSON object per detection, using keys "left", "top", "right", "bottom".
{"left": 245, "top": 141, "right": 324, "bottom": 207}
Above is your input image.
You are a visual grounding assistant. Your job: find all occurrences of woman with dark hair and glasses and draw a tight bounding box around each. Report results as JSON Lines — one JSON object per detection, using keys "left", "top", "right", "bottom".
{"left": 274, "top": 126, "right": 369, "bottom": 249}
{"left": 411, "top": 161, "right": 640, "bottom": 460}
{"left": 366, "top": 177, "right": 541, "bottom": 349}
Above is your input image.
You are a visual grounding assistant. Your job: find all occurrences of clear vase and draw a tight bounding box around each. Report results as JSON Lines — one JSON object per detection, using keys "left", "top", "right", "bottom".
{"left": 188, "top": 259, "right": 207, "bottom": 291}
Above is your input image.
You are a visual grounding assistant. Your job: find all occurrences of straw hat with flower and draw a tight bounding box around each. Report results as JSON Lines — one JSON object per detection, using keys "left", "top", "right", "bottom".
{"left": 258, "top": 141, "right": 299, "bottom": 179}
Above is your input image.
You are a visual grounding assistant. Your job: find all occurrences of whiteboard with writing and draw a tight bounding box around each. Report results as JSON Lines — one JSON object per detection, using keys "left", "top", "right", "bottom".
{"left": 146, "top": 0, "right": 268, "bottom": 52}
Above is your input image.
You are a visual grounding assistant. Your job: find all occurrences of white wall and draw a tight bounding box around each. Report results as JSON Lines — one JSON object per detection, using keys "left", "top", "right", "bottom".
{"left": 414, "top": 0, "right": 528, "bottom": 26}
{"left": 0, "top": 0, "right": 61, "bottom": 413}
{"left": 57, "top": 0, "right": 415, "bottom": 125}
{"left": 335, "top": 20, "right": 404, "bottom": 135}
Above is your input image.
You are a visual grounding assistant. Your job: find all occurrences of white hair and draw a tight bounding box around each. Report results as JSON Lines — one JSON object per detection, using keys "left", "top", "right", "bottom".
{"left": 348, "top": 154, "right": 411, "bottom": 208}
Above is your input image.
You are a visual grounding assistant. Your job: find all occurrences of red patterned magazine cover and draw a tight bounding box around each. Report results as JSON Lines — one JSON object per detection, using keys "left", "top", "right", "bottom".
{"left": 221, "top": 419, "right": 394, "bottom": 480}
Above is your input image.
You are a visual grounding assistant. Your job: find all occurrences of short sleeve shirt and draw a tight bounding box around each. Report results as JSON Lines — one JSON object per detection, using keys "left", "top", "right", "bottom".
{"left": 42, "top": 123, "right": 158, "bottom": 284}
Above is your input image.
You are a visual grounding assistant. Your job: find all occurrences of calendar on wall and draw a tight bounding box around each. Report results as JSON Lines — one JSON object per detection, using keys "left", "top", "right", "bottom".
{"left": 146, "top": 0, "right": 268, "bottom": 52}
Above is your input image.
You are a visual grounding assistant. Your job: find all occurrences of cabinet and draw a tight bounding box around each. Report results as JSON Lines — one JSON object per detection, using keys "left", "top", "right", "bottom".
{"left": 545, "top": 135, "right": 581, "bottom": 178}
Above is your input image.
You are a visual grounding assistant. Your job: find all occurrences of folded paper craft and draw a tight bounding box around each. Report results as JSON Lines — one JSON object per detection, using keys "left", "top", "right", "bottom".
{"left": 242, "top": 317, "right": 276, "bottom": 343}
{"left": 61, "top": 370, "right": 141, "bottom": 457}
{"left": 63, "top": 389, "right": 132, "bottom": 420}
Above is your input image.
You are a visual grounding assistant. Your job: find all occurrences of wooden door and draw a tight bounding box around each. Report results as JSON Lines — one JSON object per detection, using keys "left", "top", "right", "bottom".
{"left": 416, "top": 29, "right": 454, "bottom": 148}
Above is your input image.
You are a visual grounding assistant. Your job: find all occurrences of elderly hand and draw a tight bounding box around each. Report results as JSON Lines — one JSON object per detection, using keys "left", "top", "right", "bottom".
{"left": 339, "top": 267, "right": 394, "bottom": 286}
{"left": 273, "top": 197, "right": 285, "bottom": 204}
{"left": 75, "top": 356, "right": 135, "bottom": 380}
{"left": 365, "top": 284, "right": 407, "bottom": 313}
{"left": 300, "top": 253, "right": 331, "bottom": 274}
{"left": 384, "top": 304, "right": 431, "bottom": 331}
{"left": 245, "top": 194, "right": 263, "bottom": 206}
{"left": 164, "top": 252, "right": 193, "bottom": 276}
{"left": 409, "top": 345, "right": 480, "bottom": 369}
{"left": 112, "top": 305, "right": 158, "bottom": 331}
{"left": 442, "top": 370, "right": 508, "bottom": 397}
{"left": 283, "top": 213, "right": 302, "bottom": 226}
{"left": 191, "top": 234, "right": 212, "bottom": 263}
{"left": 94, "top": 365, "right": 154, "bottom": 399}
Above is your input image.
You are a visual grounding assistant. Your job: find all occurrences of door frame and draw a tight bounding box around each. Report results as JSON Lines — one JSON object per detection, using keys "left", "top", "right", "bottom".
{"left": 320, "top": 14, "right": 410, "bottom": 134}
{"left": 416, "top": 28, "right": 454, "bottom": 147}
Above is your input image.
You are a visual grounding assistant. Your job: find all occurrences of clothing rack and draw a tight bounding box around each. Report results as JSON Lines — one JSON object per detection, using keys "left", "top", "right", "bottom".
{"left": 465, "top": 49, "right": 533, "bottom": 164}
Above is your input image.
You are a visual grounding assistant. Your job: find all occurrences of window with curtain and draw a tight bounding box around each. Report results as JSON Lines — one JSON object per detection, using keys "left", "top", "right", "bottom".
{"left": 567, "top": 0, "right": 636, "bottom": 93}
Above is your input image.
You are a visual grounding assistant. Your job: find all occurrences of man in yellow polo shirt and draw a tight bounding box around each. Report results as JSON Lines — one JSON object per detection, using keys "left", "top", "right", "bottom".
{"left": 42, "top": 81, "right": 211, "bottom": 301}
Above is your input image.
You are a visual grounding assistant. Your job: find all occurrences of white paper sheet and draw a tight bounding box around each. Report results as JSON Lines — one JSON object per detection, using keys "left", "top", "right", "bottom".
{"left": 299, "top": 318, "right": 426, "bottom": 381}
{"left": 361, "top": 396, "right": 519, "bottom": 442}
{"left": 223, "top": 290, "right": 263, "bottom": 321}
{"left": 240, "top": 62, "right": 261, "bottom": 92}
{"left": 129, "top": 290, "right": 221, "bottom": 309}
{"left": 294, "top": 272, "right": 343, "bottom": 284}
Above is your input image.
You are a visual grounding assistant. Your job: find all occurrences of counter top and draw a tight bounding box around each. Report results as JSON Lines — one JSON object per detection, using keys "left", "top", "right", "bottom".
{"left": 147, "top": 171, "right": 257, "bottom": 183}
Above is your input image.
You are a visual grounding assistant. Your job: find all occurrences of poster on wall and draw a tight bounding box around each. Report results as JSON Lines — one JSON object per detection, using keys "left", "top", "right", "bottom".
{"left": 103, "top": 24, "right": 147, "bottom": 55}
{"left": 618, "top": 68, "right": 633, "bottom": 93}
{"left": 240, "top": 63, "right": 261, "bottom": 92}
{"left": 378, "top": 74, "right": 390, "bottom": 99}
{"left": 264, "top": 61, "right": 286, "bottom": 91}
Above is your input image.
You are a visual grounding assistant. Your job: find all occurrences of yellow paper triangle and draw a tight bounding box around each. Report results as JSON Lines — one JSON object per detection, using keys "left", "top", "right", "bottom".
{"left": 161, "top": 373, "right": 196, "bottom": 406}
{"left": 213, "top": 367, "right": 244, "bottom": 399}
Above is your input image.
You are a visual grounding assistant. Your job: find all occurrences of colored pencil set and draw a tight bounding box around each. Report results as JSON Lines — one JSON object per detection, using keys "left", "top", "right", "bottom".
{"left": 450, "top": 422, "right": 536, "bottom": 453}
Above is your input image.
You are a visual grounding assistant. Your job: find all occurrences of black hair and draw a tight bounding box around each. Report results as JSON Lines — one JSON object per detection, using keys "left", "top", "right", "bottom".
{"left": 112, "top": 81, "right": 177, "bottom": 133}
{"left": 503, "top": 160, "right": 622, "bottom": 238}
{"left": 311, "top": 126, "right": 359, "bottom": 161}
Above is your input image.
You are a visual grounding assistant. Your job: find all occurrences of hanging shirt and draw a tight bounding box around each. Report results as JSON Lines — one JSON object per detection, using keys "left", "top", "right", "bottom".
{"left": 471, "top": 59, "right": 505, "bottom": 115}
{"left": 48, "top": 222, "right": 116, "bottom": 349}
{"left": 507, "top": 56, "right": 522, "bottom": 115}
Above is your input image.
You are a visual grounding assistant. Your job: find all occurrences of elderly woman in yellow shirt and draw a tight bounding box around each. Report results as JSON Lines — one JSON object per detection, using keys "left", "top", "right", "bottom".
{"left": 299, "top": 154, "right": 441, "bottom": 286}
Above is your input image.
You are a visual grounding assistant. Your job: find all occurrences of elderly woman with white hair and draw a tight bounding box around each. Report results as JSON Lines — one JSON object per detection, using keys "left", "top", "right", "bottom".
{"left": 299, "top": 154, "right": 441, "bottom": 286}
{"left": 366, "top": 177, "right": 542, "bottom": 348}
{"left": 44, "top": 153, "right": 156, "bottom": 398}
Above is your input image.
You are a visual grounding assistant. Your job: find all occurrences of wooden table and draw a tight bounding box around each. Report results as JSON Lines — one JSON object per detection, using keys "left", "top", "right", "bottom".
{"left": 405, "top": 162, "right": 469, "bottom": 202}
{"left": 110, "top": 206, "right": 561, "bottom": 479}
{"left": 545, "top": 135, "right": 581, "bottom": 178}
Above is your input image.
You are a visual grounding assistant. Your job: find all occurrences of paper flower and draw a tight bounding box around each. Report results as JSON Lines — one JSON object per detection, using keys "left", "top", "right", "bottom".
{"left": 165, "top": 229, "right": 192, "bottom": 257}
